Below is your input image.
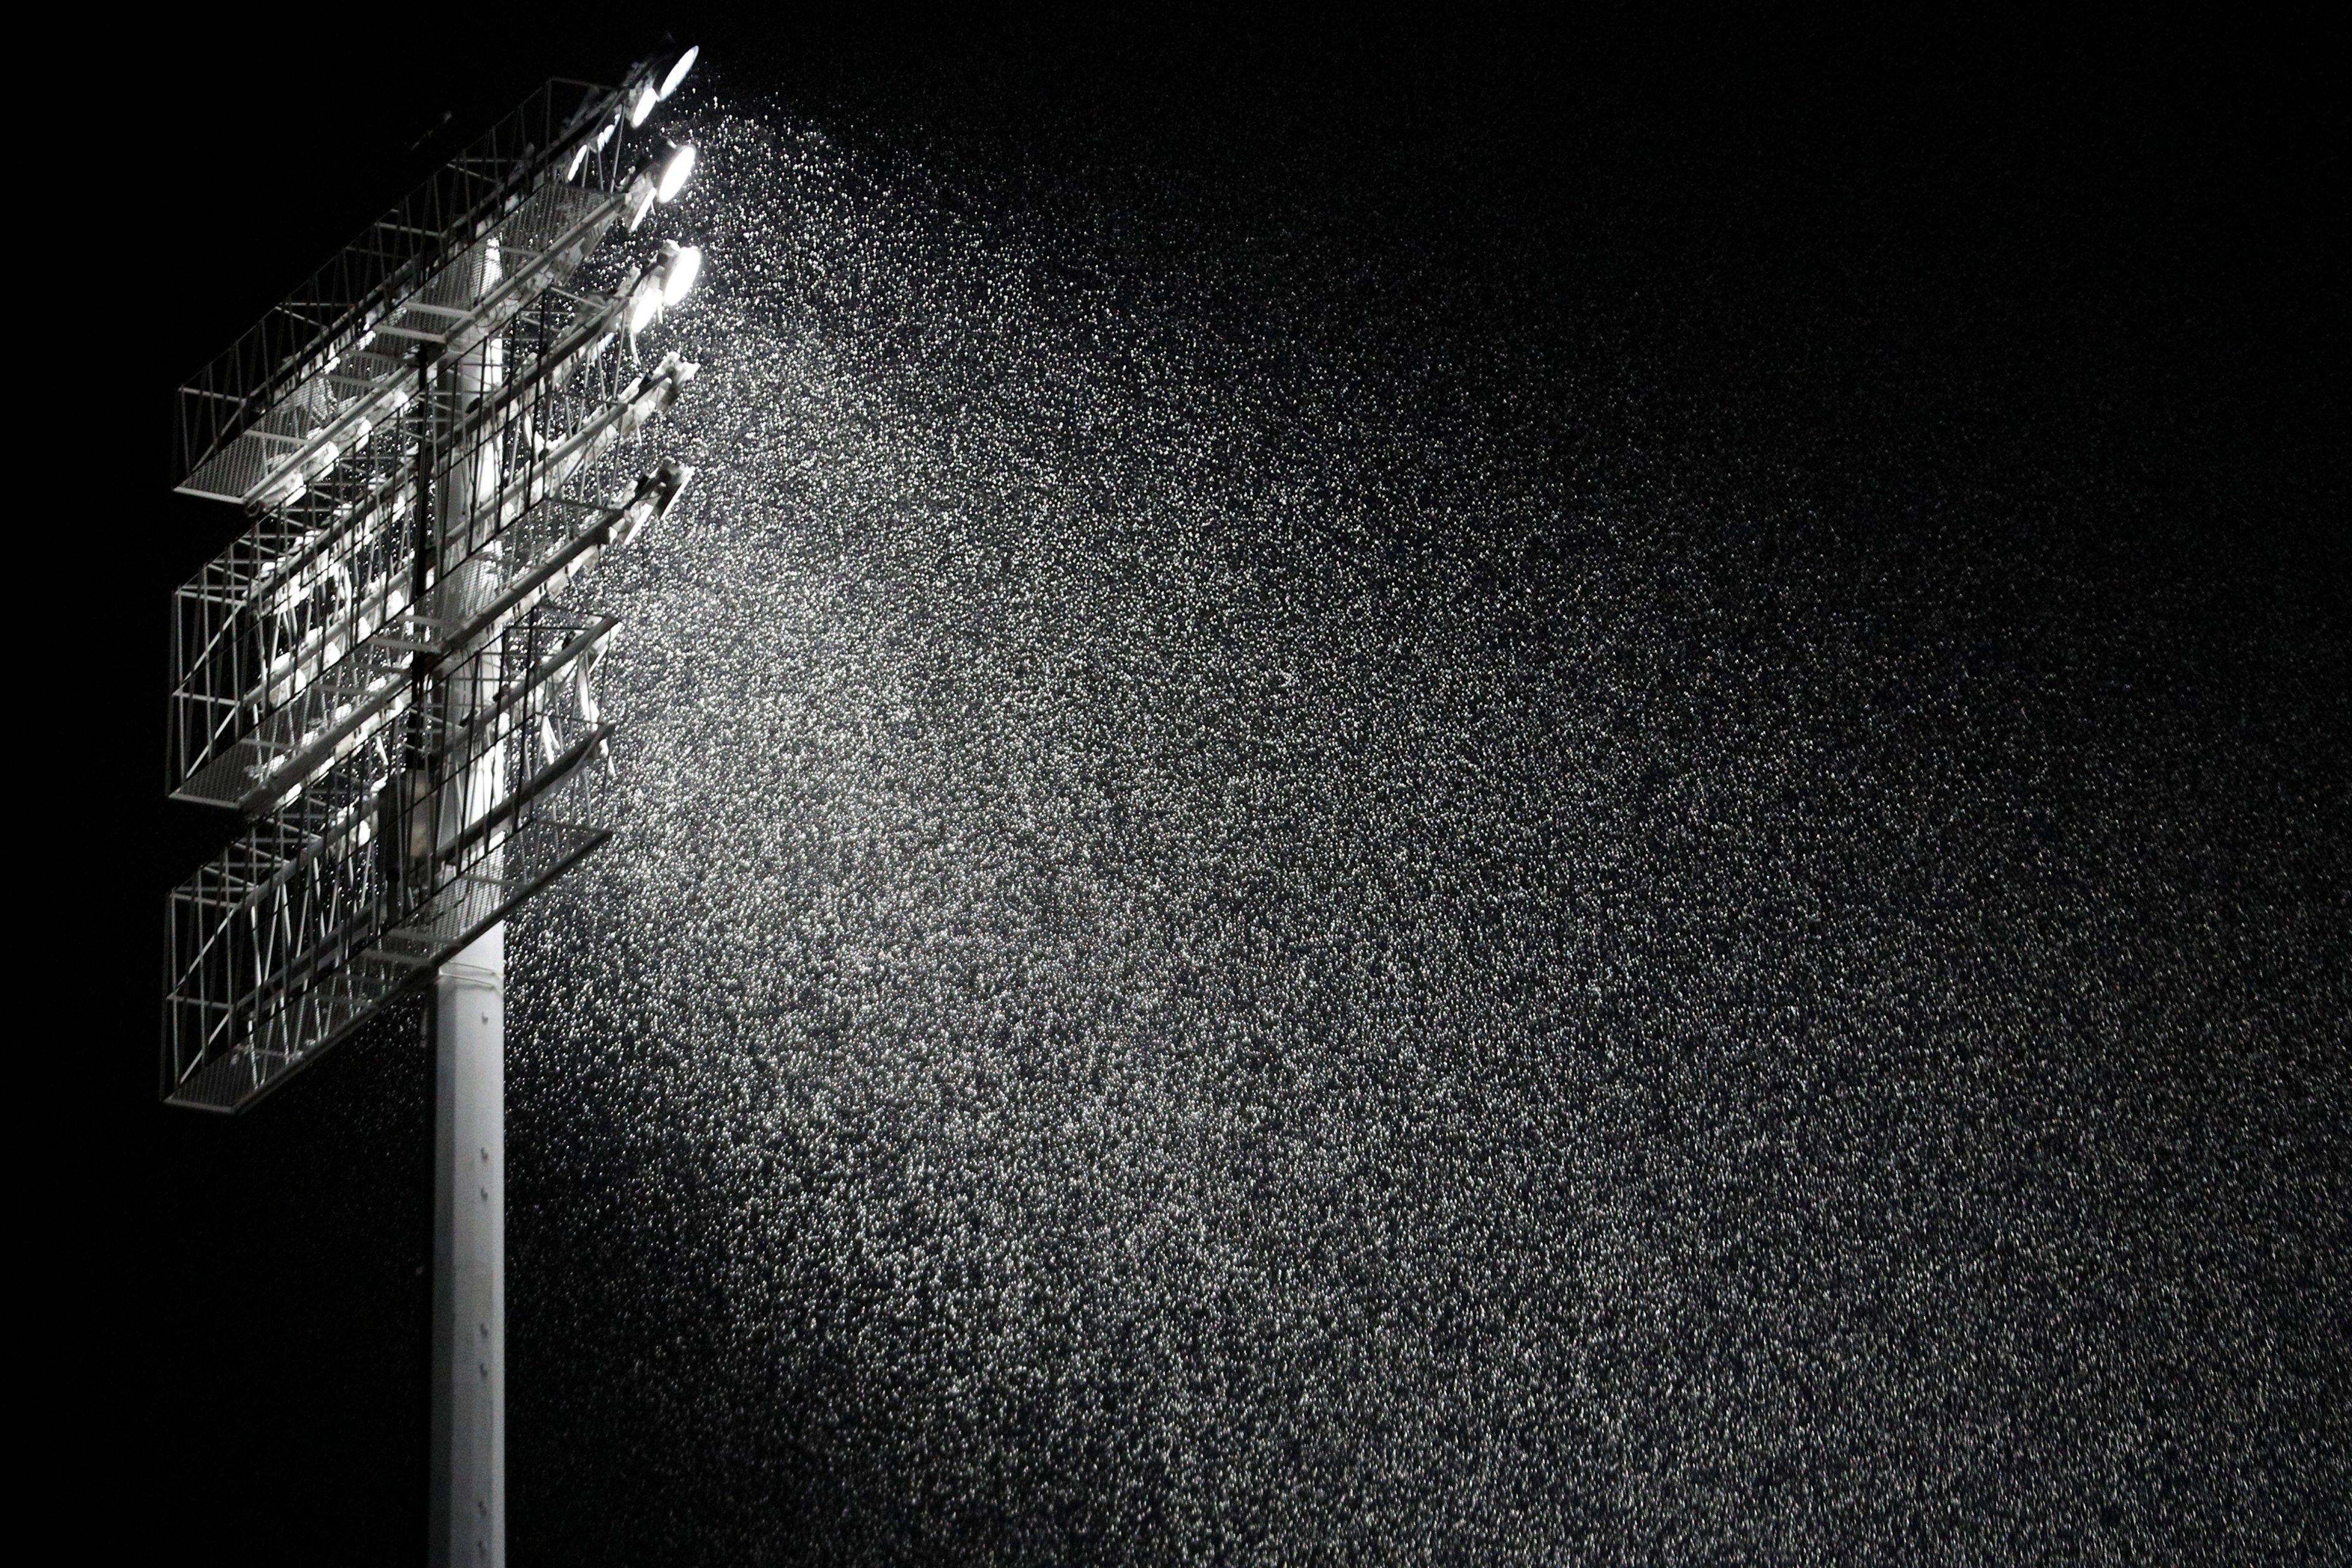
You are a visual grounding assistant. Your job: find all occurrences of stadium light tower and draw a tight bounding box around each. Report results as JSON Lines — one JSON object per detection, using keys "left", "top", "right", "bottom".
{"left": 162, "top": 44, "right": 707, "bottom": 1566}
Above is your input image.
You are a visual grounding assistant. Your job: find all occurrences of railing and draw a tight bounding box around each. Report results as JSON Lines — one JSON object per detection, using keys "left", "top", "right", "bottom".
{"left": 163, "top": 611, "right": 620, "bottom": 1111}
{"left": 170, "top": 66, "right": 667, "bottom": 493}
{"left": 166, "top": 285, "right": 693, "bottom": 807}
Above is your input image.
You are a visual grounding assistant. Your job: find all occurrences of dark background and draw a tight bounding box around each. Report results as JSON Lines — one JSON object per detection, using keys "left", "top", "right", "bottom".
{"left": 89, "top": 5, "right": 2342, "bottom": 1562}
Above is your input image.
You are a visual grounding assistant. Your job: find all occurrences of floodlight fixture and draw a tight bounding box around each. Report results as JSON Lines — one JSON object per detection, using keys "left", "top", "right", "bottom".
{"left": 627, "top": 170, "right": 659, "bottom": 231}
{"left": 628, "top": 277, "right": 663, "bottom": 333}
{"left": 658, "top": 141, "right": 696, "bottom": 202}
{"left": 160, "top": 49, "right": 717, "bottom": 1568}
{"left": 663, "top": 244, "right": 702, "bottom": 306}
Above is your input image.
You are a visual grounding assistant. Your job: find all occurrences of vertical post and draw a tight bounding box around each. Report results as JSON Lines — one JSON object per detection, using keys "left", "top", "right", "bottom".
{"left": 430, "top": 232, "right": 508, "bottom": 1568}
{"left": 429, "top": 928, "right": 505, "bottom": 1567}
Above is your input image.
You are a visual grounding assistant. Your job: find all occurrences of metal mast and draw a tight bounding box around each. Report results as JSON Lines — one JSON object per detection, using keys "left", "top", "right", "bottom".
{"left": 428, "top": 215, "right": 517, "bottom": 1568}
{"left": 160, "top": 45, "right": 709, "bottom": 1563}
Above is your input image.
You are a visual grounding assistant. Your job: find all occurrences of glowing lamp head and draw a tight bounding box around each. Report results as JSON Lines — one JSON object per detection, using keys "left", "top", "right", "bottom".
{"left": 566, "top": 143, "right": 590, "bottom": 180}
{"left": 657, "top": 143, "right": 696, "bottom": 203}
{"left": 659, "top": 45, "right": 699, "bottom": 100}
{"left": 630, "top": 84, "right": 658, "bottom": 127}
{"left": 662, "top": 246, "right": 703, "bottom": 306}
{"left": 628, "top": 282, "right": 663, "bottom": 334}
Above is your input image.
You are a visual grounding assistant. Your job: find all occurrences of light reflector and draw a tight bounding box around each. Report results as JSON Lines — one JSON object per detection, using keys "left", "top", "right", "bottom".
{"left": 657, "top": 143, "right": 696, "bottom": 203}
{"left": 663, "top": 246, "right": 703, "bottom": 306}
{"left": 629, "top": 281, "right": 662, "bottom": 333}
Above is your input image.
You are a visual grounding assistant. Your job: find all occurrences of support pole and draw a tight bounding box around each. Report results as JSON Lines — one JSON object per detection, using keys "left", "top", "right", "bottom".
{"left": 431, "top": 233, "right": 508, "bottom": 1568}
{"left": 429, "top": 925, "right": 505, "bottom": 1567}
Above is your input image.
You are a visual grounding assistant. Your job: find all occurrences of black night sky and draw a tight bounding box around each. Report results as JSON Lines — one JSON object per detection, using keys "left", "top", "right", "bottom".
{"left": 104, "top": 8, "right": 2342, "bottom": 1563}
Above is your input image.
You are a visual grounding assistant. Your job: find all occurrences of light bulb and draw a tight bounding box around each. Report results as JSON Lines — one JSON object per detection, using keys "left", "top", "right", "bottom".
{"left": 657, "top": 143, "right": 696, "bottom": 203}
{"left": 659, "top": 46, "right": 699, "bottom": 100}
{"left": 662, "top": 246, "right": 702, "bottom": 306}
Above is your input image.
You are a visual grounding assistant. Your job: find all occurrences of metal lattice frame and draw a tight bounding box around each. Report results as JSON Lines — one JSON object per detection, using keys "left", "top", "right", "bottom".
{"left": 169, "top": 344, "right": 696, "bottom": 810}
{"left": 164, "top": 54, "right": 702, "bottom": 1111}
{"left": 164, "top": 612, "right": 619, "bottom": 1110}
{"left": 172, "top": 75, "right": 671, "bottom": 496}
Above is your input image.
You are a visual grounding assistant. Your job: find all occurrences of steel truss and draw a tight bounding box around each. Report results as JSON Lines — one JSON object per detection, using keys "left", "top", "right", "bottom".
{"left": 164, "top": 56, "right": 703, "bottom": 1111}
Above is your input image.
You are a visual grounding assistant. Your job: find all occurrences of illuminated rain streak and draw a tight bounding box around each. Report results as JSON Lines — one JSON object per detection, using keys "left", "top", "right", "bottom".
{"left": 499, "top": 100, "right": 2345, "bottom": 1562}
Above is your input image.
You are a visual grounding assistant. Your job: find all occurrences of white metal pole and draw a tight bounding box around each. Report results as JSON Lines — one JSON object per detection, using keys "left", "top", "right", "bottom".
{"left": 429, "top": 925, "right": 505, "bottom": 1568}
{"left": 430, "top": 234, "right": 508, "bottom": 1568}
